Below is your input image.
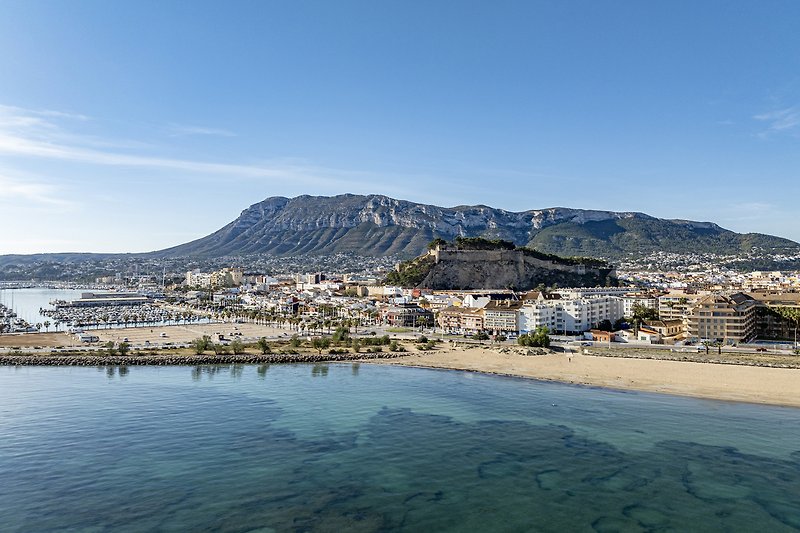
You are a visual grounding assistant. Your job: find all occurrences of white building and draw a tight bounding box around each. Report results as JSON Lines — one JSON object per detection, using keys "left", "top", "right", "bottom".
{"left": 518, "top": 296, "right": 625, "bottom": 334}
{"left": 621, "top": 295, "right": 658, "bottom": 317}
{"left": 185, "top": 269, "right": 212, "bottom": 288}
{"left": 518, "top": 302, "right": 558, "bottom": 333}
{"left": 554, "top": 287, "right": 634, "bottom": 299}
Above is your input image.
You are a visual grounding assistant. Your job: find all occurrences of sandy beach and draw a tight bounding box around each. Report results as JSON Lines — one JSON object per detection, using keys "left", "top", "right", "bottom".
{"left": 381, "top": 347, "right": 800, "bottom": 408}
{"left": 2, "top": 326, "right": 800, "bottom": 408}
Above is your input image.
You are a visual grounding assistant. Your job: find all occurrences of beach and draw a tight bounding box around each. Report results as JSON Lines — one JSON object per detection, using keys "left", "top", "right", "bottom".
{"left": 381, "top": 347, "right": 800, "bottom": 408}
{"left": 2, "top": 325, "right": 800, "bottom": 408}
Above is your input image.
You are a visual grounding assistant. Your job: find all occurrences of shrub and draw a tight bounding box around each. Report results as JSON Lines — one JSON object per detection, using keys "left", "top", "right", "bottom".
{"left": 212, "top": 343, "right": 230, "bottom": 355}
{"left": 518, "top": 327, "right": 550, "bottom": 348}
{"left": 328, "top": 348, "right": 348, "bottom": 354}
{"left": 230, "top": 339, "right": 245, "bottom": 355}
{"left": 312, "top": 337, "right": 331, "bottom": 354}
{"left": 332, "top": 326, "right": 350, "bottom": 343}
{"left": 257, "top": 337, "right": 271, "bottom": 355}
{"left": 191, "top": 335, "right": 212, "bottom": 355}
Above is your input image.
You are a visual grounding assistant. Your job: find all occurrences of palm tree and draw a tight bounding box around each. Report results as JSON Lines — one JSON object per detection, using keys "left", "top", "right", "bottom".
{"left": 43, "top": 320, "right": 51, "bottom": 332}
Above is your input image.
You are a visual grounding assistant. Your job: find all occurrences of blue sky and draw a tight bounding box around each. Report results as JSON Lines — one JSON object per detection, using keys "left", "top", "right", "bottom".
{"left": 1, "top": 0, "right": 799, "bottom": 254}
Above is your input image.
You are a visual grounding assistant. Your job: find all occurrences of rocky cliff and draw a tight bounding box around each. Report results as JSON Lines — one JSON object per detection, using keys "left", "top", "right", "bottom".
{"left": 152, "top": 194, "right": 800, "bottom": 259}
{"left": 388, "top": 245, "right": 616, "bottom": 290}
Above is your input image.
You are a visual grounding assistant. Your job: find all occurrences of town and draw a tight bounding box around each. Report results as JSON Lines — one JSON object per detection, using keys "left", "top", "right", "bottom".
{"left": 5, "top": 256, "right": 797, "bottom": 352}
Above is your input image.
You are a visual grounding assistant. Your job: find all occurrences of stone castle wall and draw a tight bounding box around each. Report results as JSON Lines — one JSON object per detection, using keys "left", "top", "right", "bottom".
{"left": 421, "top": 247, "right": 612, "bottom": 290}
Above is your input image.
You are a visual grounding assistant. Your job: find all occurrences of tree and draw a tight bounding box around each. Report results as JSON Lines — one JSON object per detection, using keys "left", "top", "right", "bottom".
{"left": 43, "top": 320, "right": 51, "bottom": 332}
{"left": 332, "top": 326, "right": 349, "bottom": 343}
{"left": 518, "top": 327, "right": 550, "bottom": 348}
{"left": 192, "top": 335, "right": 212, "bottom": 355}
{"left": 352, "top": 338, "right": 361, "bottom": 353}
{"left": 532, "top": 327, "right": 551, "bottom": 348}
{"left": 596, "top": 319, "right": 614, "bottom": 332}
{"left": 290, "top": 334, "right": 301, "bottom": 348}
{"left": 771, "top": 306, "right": 800, "bottom": 349}
{"left": 104, "top": 341, "right": 116, "bottom": 356}
{"left": 427, "top": 237, "right": 447, "bottom": 250}
{"left": 311, "top": 337, "right": 331, "bottom": 354}
{"left": 230, "top": 339, "right": 245, "bottom": 355}
{"left": 257, "top": 337, "right": 271, "bottom": 355}
{"left": 118, "top": 342, "right": 130, "bottom": 356}
{"left": 630, "top": 303, "right": 658, "bottom": 333}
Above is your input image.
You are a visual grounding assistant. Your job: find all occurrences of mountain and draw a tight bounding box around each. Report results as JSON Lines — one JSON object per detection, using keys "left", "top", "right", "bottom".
{"left": 152, "top": 194, "right": 800, "bottom": 260}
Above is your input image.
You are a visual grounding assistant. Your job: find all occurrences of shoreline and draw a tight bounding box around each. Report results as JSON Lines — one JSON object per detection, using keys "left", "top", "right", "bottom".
{"left": 373, "top": 348, "right": 800, "bottom": 409}
{"left": 2, "top": 333, "right": 800, "bottom": 408}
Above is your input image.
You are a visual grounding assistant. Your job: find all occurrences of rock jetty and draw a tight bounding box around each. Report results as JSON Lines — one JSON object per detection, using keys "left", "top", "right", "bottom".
{"left": 0, "top": 351, "right": 409, "bottom": 366}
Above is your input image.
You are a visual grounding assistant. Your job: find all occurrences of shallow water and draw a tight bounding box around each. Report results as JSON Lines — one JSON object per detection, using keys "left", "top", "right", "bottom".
{"left": 1, "top": 364, "right": 799, "bottom": 532}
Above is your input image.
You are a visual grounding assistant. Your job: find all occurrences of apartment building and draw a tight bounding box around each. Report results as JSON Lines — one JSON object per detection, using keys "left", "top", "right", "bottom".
{"left": 518, "top": 295, "right": 625, "bottom": 335}
{"left": 622, "top": 294, "right": 658, "bottom": 317}
{"left": 437, "top": 306, "right": 485, "bottom": 334}
{"left": 384, "top": 304, "right": 433, "bottom": 327}
{"left": 685, "top": 293, "right": 757, "bottom": 343}
{"left": 483, "top": 300, "right": 524, "bottom": 334}
{"left": 518, "top": 302, "right": 558, "bottom": 333}
{"left": 658, "top": 290, "right": 705, "bottom": 321}
{"left": 748, "top": 291, "right": 800, "bottom": 341}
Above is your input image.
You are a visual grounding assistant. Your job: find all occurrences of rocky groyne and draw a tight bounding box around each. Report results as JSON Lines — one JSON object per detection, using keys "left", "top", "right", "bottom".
{"left": 0, "top": 351, "right": 410, "bottom": 366}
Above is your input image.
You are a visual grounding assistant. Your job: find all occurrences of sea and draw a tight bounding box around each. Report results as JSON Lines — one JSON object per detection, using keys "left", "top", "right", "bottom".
{"left": 0, "top": 287, "right": 85, "bottom": 331}
{"left": 1, "top": 363, "right": 799, "bottom": 532}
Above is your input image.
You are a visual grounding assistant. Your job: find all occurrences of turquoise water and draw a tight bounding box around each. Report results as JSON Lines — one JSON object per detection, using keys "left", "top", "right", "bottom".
{"left": 1, "top": 364, "right": 799, "bottom": 532}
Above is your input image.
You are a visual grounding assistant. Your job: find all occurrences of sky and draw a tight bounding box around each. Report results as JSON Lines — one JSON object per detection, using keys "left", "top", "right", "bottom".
{"left": 1, "top": 0, "right": 799, "bottom": 254}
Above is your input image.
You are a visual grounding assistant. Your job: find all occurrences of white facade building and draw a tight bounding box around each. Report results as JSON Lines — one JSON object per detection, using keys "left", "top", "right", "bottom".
{"left": 621, "top": 295, "right": 658, "bottom": 317}
{"left": 518, "top": 303, "right": 558, "bottom": 333}
{"left": 554, "top": 287, "right": 634, "bottom": 299}
{"left": 518, "top": 296, "right": 625, "bottom": 334}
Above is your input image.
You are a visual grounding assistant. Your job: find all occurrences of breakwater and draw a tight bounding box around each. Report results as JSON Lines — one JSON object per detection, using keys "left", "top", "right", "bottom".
{"left": 0, "top": 351, "right": 410, "bottom": 366}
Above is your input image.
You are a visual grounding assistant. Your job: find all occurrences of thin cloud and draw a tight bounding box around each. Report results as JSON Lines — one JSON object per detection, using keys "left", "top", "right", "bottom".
{"left": 0, "top": 172, "right": 73, "bottom": 208}
{"left": 0, "top": 104, "right": 367, "bottom": 188}
{"left": 168, "top": 123, "right": 236, "bottom": 137}
{"left": 753, "top": 106, "right": 800, "bottom": 137}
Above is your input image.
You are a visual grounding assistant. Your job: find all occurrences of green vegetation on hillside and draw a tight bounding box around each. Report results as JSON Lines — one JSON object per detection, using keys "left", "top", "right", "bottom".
{"left": 452, "top": 237, "right": 516, "bottom": 250}
{"left": 436, "top": 237, "right": 610, "bottom": 267}
{"left": 385, "top": 255, "right": 436, "bottom": 287}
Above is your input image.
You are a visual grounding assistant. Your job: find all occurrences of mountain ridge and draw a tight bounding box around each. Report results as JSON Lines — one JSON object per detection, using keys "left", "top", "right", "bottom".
{"left": 150, "top": 194, "right": 799, "bottom": 260}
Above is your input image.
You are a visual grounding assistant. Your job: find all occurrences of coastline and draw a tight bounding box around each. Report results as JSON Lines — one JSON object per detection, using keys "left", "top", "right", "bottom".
{"left": 3, "top": 325, "right": 800, "bottom": 408}
{"left": 373, "top": 348, "right": 800, "bottom": 408}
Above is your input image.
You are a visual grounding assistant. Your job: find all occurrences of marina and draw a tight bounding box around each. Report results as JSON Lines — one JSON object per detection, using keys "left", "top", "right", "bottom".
{"left": 0, "top": 287, "right": 207, "bottom": 333}
{"left": 0, "top": 303, "right": 37, "bottom": 333}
